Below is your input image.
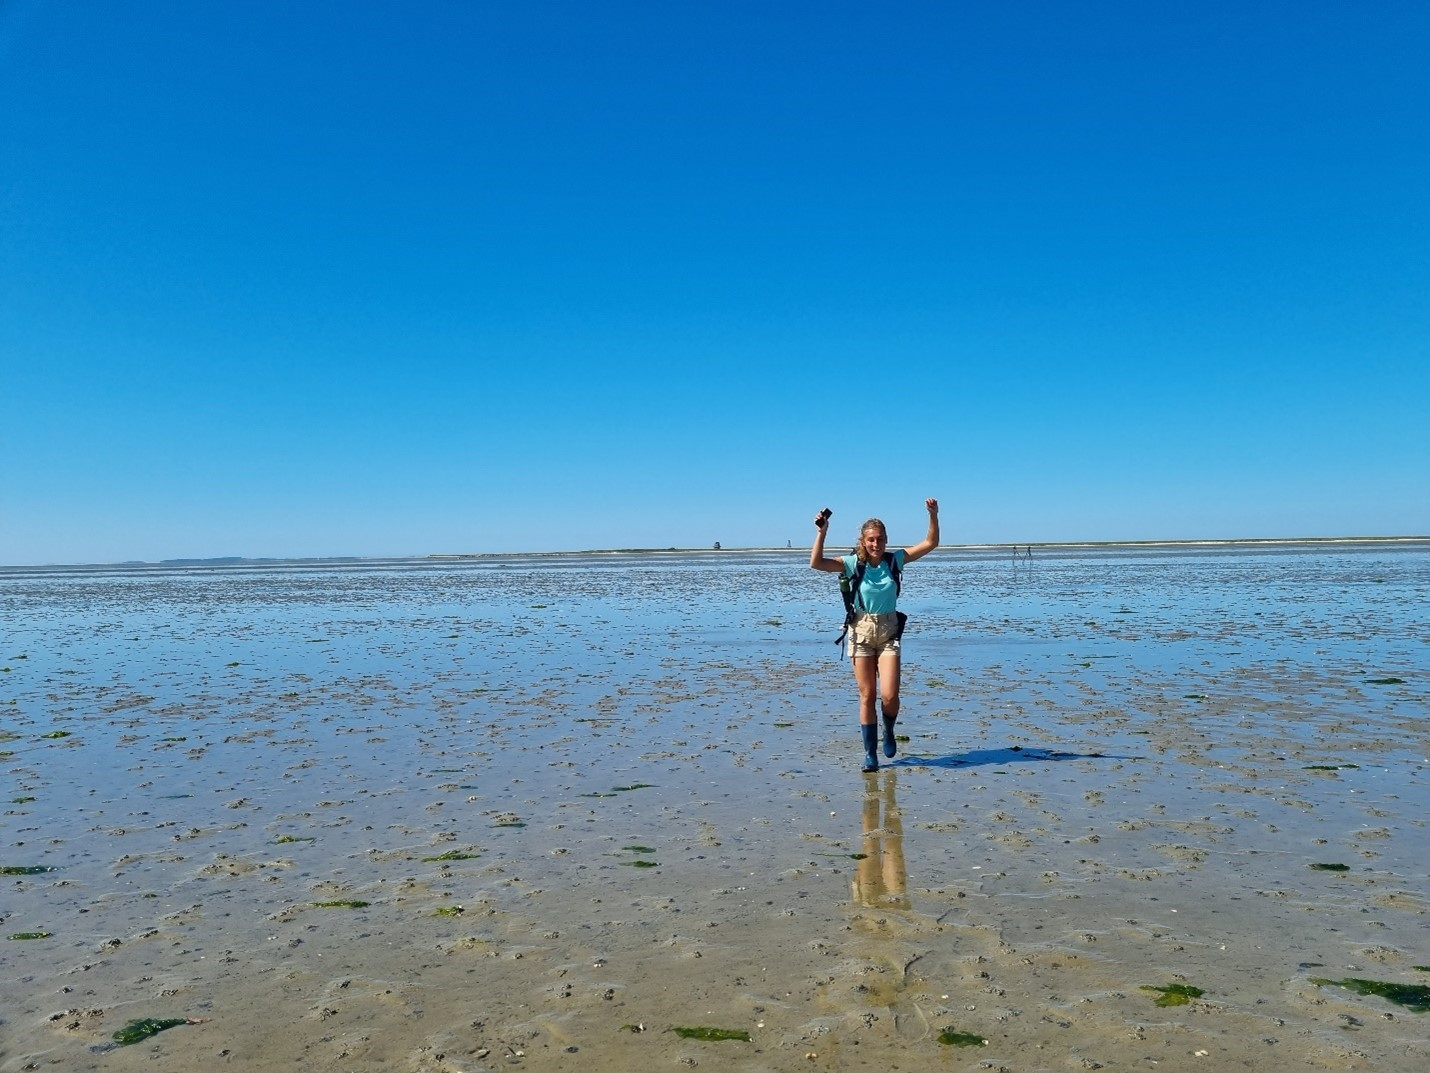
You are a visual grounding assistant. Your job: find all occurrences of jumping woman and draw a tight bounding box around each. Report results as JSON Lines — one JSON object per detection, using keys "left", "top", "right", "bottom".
{"left": 810, "top": 499, "right": 940, "bottom": 772}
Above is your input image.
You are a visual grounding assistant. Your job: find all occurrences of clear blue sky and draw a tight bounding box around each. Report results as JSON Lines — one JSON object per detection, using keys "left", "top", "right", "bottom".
{"left": 2, "top": 1, "right": 1426, "bottom": 564}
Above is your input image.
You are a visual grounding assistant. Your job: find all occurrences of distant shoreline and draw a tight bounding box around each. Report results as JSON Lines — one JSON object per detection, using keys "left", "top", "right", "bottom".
{"left": 3, "top": 534, "right": 1428, "bottom": 574}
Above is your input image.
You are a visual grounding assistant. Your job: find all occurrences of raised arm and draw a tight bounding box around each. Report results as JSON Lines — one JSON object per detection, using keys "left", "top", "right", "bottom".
{"left": 903, "top": 498, "right": 940, "bottom": 563}
{"left": 810, "top": 507, "right": 845, "bottom": 573}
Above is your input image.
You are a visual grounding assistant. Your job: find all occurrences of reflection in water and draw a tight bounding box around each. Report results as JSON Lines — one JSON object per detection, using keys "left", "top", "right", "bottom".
{"left": 851, "top": 770, "right": 910, "bottom": 910}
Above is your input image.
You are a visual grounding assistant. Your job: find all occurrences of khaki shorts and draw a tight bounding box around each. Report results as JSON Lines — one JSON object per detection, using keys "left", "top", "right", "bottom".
{"left": 849, "top": 612, "right": 901, "bottom": 659}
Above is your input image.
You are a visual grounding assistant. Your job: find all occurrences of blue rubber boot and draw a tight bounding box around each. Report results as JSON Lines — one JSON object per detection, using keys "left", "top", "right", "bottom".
{"left": 882, "top": 716, "right": 898, "bottom": 758}
{"left": 861, "top": 724, "right": 879, "bottom": 772}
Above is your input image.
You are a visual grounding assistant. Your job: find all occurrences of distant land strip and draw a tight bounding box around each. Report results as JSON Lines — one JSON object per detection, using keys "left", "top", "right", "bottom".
{"left": 2, "top": 535, "right": 1427, "bottom": 575}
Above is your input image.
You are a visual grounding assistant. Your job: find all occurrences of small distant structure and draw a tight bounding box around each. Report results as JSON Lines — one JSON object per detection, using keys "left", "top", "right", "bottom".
{"left": 713, "top": 541, "right": 721, "bottom": 550}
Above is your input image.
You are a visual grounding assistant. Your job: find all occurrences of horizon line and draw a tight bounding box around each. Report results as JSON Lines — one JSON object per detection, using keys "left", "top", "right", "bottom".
{"left": 3, "top": 534, "right": 1427, "bottom": 572}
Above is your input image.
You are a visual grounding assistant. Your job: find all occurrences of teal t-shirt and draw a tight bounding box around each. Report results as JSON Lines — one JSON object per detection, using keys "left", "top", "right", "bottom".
{"left": 840, "top": 549, "right": 906, "bottom": 614}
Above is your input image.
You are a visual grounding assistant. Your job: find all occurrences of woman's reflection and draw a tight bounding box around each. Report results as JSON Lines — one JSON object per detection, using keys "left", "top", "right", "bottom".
{"left": 851, "top": 769, "right": 910, "bottom": 909}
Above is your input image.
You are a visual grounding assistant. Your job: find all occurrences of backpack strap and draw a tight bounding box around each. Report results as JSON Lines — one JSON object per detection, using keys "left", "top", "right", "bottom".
{"left": 835, "top": 557, "right": 866, "bottom": 650}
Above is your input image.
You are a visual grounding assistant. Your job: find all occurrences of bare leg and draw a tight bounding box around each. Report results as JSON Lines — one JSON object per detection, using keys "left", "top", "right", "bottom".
{"left": 878, "top": 649, "right": 901, "bottom": 720}
{"left": 853, "top": 656, "right": 880, "bottom": 770}
{"left": 879, "top": 649, "right": 901, "bottom": 757}
{"left": 853, "top": 656, "right": 879, "bottom": 726}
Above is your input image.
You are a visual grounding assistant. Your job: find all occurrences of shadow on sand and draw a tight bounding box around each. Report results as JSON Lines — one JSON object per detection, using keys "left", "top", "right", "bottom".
{"left": 891, "top": 744, "right": 1140, "bottom": 770}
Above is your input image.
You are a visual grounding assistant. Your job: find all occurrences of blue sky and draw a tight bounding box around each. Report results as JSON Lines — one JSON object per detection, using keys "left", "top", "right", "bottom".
{"left": 2, "top": 1, "right": 1426, "bottom": 564}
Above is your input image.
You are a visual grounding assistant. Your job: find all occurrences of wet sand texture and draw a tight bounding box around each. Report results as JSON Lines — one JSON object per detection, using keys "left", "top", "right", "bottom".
{"left": 2, "top": 544, "right": 1427, "bottom": 1071}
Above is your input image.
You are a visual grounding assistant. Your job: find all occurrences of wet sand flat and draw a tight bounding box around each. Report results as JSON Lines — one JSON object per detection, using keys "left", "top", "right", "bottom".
{"left": 1, "top": 544, "right": 1427, "bottom": 1071}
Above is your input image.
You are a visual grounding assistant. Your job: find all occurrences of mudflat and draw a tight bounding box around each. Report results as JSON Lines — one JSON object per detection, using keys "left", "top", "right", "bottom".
{"left": 2, "top": 544, "right": 1426, "bottom": 1071}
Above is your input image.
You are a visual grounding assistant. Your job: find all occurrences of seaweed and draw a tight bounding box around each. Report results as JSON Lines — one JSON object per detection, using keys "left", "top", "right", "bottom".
{"left": 581, "top": 783, "right": 655, "bottom": 797}
{"left": 422, "top": 849, "right": 479, "bottom": 861}
{"left": 1309, "top": 977, "right": 1430, "bottom": 1013}
{"left": 1, "top": 865, "right": 56, "bottom": 875}
{"left": 492, "top": 821, "right": 526, "bottom": 828}
{"left": 1305, "top": 764, "right": 1359, "bottom": 771}
{"left": 1310, "top": 862, "right": 1350, "bottom": 871}
{"left": 112, "top": 1017, "right": 193, "bottom": 1045}
{"left": 8, "top": 931, "right": 52, "bottom": 940}
{"left": 622, "top": 845, "right": 656, "bottom": 854}
{"left": 621, "top": 860, "right": 658, "bottom": 868}
{"left": 274, "top": 835, "right": 315, "bottom": 844}
{"left": 434, "top": 905, "right": 465, "bottom": 916}
{"left": 1365, "top": 677, "right": 1405, "bottom": 685}
{"left": 672, "top": 1026, "right": 751, "bottom": 1042}
{"left": 937, "top": 1028, "right": 985, "bottom": 1046}
{"left": 41, "top": 730, "right": 71, "bottom": 739}
{"left": 1140, "top": 983, "right": 1205, "bottom": 1006}
{"left": 312, "top": 900, "right": 369, "bottom": 909}
{"left": 11, "top": 796, "right": 35, "bottom": 803}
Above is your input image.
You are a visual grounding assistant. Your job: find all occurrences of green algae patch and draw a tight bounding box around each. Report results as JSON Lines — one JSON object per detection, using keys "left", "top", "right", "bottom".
{"left": 623, "top": 845, "right": 656, "bottom": 854}
{"left": 621, "top": 859, "right": 658, "bottom": 868}
{"left": 672, "top": 1026, "right": 751, "bottom": 1042}
{"left": 1, "top": 865, "right": 56, "bottom": 875}
{"left": 434, "top": 905, "right": 465, "bottom": 917}
{"left": 274, "top": 835, "right": 315, "bottom": 845}
{"left": 423, "top": 849, "right": 479, "bottom": 861}
{"left": 1366, "top": 677, "right": 1405, "bottom": 685}
{"left": 313, "top": 899, "right": 369, "bottom": 909}
{"left": 582, "top": 783, "right": 656, "bottom": 798}
{"left": 937, "top": 1028, "right": 986, "bottom": 1047}
{"left": 772, "top": 721, "right": 794, "bottom": 728}
{"left": 1141, "top": 983, "right": 1205, "bottom": 1007}
{"left": 1306, "top": 763, "right": 1359, "bottom": 771}
{"left": 1311, "top": 862, "right": 1351, "bottom": 872}
{"left": 112, "top": 1017, "right": 193, "bottom": 1045}
{"left": 40, "top": 730, "right": 71, "bottom": 739}
{"left": 1310, "top": 977, "right": 1430, "bottom": 1013}
{"left": 11, "top": 796, "right": 35, "bottom": 803}
{"left": 8, "top": 931, "right": 52, "bottom": 940}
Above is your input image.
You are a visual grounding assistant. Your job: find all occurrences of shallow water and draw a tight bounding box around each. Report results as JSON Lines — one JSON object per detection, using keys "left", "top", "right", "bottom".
{"left": 2, "top": 543, "right": 1427, "bottom": 1072}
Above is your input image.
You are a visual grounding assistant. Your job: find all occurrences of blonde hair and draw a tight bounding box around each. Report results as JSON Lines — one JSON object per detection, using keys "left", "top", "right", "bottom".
{"left": 854, "top": 518, "right": 887, "bottom": 564}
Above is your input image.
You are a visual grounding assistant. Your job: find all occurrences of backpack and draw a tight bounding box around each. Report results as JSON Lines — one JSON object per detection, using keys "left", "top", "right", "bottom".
{"left": 836, "top": 554, "right": 907, "bottom": 651}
